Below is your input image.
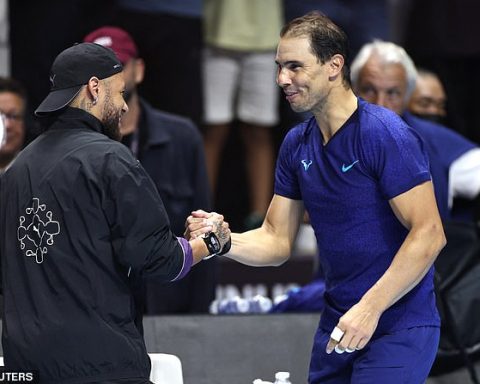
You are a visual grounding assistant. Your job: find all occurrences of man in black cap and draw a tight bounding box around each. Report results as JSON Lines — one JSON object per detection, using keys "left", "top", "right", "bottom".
{"left": 0, "top": 42, "right": 230, "bottom": 384}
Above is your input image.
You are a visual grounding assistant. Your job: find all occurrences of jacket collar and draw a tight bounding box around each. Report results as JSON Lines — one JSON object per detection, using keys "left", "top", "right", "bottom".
{"left": 47, "top": 107, "right": 105, "bottom": 134}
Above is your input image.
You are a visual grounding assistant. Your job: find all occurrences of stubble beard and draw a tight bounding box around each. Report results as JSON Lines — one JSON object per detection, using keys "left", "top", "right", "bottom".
{"left": 288, "top": 90, "right": 315, "bottom": 114}
{"left": 290, "top": 102, "right": 308, "bottom": 113}
{"left": 103, "top": 108, "right": 122, "bottom": 141}
{"left": 102, "top": 90, "right": 123, "bottom": 141}
{"left": 289, "top": 96, "right": 311, "bottom": 114}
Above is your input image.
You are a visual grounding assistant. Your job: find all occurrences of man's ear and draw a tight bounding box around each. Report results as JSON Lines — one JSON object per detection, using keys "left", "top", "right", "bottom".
{"left": 86, "top": 76, "right": 101, "bottom": 104}
{"left": 328, "top": 54, "right": 344, "bottom": 80}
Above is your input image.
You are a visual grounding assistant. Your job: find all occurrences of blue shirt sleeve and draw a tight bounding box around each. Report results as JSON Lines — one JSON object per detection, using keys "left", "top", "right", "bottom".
{"left": 361, "top": 110, "right": 431, "bottom": 200}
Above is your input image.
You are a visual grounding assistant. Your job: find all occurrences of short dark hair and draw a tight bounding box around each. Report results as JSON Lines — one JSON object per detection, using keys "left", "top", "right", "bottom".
{"left": 280, "top": 11, "right": 351, "bottom": 87}
{"left": 0, "top": 76, "right": 28, "bottom": 104}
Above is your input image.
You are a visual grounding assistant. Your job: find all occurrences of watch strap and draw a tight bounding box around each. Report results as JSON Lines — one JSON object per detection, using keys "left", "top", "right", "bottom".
{"left": 203, "top": 232, "right": 221, "bottom": 258}
{"left": 218, "top": 238, "right": 231, "bottom": 256}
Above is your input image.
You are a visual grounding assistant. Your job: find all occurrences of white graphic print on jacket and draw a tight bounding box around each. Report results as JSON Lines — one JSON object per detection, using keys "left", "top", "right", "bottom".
{"left": 17, "top": 198, "right": 60, "bottom": 264}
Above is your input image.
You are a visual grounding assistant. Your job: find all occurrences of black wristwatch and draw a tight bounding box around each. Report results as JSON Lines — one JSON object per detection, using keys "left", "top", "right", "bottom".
{"left": 203, "top": 232, "right": 222, "bottom": 258}
{"left": 202, "top": 232, "right": 231, "bottom": 259}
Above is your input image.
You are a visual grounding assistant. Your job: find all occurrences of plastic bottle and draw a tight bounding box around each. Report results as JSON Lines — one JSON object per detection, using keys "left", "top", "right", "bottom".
{"left": 223, "top": 284, "right": 240, "bottom": 299}
{"left": 217, "top": 296, "right": 249, "bottom": 314}
{"left": 271, "top": 283, "right": 285, "bottom": 299}
{"left": 274, "top": 371, "right": 292, "bottom": 384}
{"left": 243, "top": 284, "right": 255, "bottom": 299}
{"left": 248, "top": 295, "right": 273, "bottom": 313}
{"left": 255, "top": 283, "right": 268, "bottom": 297}
{"left": 209, "top": 299, "right": 219, "bottom": 314}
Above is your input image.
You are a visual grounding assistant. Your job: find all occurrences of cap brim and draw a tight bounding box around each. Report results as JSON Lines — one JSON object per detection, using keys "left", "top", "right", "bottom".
{"left": 34, "top": 85, "right": 83, "bottom": 116}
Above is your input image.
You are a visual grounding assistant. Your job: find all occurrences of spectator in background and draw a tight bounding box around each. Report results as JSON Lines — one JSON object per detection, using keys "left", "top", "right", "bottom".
{"left": 351, "top": 40, "right": 480, "bottom": 221}
{"left": 408, "top": 68, "right": 447, "bottom": 125}
{"left": 0, "top": 76, "right": 28, "bottom": 316}
{"left": 0, "top": 77, "right": 27, "bottom": 172}
{"left": 407, "top": 67, "right": 480, "bottom": 222}
{"left": 84, "top": 26, "right": 216, "bottom": 314}
{"left": 202, "top": 0, "right": 282, "bottom": 230}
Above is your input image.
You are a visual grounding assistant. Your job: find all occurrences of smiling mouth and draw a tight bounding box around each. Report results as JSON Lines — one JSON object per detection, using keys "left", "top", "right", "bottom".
{"left": 284, "top": 91, "right": 299, "bottom": 102}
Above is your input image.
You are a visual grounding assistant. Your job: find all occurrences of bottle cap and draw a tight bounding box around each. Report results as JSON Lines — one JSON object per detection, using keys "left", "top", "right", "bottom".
{"left": 275, "top": 371, "right": 290, "bottom": 380}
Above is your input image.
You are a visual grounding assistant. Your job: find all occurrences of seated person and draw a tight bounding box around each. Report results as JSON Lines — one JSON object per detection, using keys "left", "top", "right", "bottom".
{"left": 407, "top": 68, "right": 447, "bottom": 125}
{"left": 350, "top": 40, "right": 480, "bottom": 221}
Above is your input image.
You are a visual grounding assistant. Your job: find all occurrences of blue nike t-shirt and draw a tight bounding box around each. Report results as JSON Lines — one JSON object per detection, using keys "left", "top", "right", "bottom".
{"left": 275, "top": 98, "right": 440, "bottom": 335}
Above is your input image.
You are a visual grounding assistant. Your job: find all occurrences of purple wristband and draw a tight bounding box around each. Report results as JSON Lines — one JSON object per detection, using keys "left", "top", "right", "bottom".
{"left": 171, "top": 237, "right": 193, "bottom": 281}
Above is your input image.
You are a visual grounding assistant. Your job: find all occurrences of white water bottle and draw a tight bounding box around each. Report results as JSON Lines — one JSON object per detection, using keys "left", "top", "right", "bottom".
{"left": 274, "top": 371, "right": 292, "bottom": 384}
{"left": 248, "top": 295, "right": 273, "bottom": 313}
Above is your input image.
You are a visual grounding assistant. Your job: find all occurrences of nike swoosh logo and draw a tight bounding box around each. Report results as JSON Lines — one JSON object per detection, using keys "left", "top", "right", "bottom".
{"left": 341, "top": 160, "right": 359, "bottom": 173}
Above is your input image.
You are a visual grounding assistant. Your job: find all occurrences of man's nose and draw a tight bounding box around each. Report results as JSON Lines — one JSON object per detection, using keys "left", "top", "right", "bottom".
{"left": 375, "top": 93, "right": 388, "bottom": 107}
{"left": 3, "top": 117, "right": 13, "bottom": 131}
{"left": 277, "top": 68, "right": 291, "bottom": 87}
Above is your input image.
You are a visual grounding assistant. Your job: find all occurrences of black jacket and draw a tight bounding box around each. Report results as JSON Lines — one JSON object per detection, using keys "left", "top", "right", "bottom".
{"left": 0, "top": 108, "right": 189, "bottom": 383}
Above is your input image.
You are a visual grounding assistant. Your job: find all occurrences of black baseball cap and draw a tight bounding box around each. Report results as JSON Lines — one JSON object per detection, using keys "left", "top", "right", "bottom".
{"left": 35, "top": 42, "right": 123, "bottom": 116}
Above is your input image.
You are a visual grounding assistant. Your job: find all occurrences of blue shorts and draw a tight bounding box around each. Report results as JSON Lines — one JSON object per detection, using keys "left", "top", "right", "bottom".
{"left": 309, "top": 326, "right": 440, "bottom": 384}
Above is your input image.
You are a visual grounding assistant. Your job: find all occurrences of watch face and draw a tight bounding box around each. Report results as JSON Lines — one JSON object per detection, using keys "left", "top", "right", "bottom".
{"left": 210, "top": 233, "right": 221, "bottom": 252}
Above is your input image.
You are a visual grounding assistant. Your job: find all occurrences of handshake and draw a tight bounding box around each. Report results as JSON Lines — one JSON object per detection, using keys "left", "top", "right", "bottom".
{"left": 185, "top": 209, "right": 231, "bottom": 258}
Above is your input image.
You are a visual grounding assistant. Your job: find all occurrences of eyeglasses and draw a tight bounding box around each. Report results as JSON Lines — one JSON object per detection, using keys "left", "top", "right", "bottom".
{"left": 0, "top": 112, "right": 23, "bottom": 122}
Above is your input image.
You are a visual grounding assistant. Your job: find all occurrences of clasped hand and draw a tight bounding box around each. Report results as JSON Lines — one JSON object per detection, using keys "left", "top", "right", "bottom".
{"left": 185, "top": 209, "right": 231, "bottom": 252}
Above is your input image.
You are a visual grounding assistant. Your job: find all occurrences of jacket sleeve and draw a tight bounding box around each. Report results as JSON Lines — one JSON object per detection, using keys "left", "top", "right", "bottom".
{"left": 103, "top": 150, "right": 192, "bottom": 282}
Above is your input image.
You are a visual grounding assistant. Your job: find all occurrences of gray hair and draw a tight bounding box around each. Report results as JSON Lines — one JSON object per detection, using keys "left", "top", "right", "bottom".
{"left": 350, "top": 40, "right": 418, "bottom": 101}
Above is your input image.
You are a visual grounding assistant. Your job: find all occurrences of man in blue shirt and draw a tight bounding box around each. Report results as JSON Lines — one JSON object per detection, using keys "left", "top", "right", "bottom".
{"left": 187, "top": 12, "right": 446, "bottom": 384}
{"left": 350, "top": 40, "right": 480, "bottom": 221}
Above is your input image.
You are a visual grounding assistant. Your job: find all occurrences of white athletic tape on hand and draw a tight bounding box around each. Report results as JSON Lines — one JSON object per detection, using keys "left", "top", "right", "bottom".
{"left": 345, "top": 347, "right": 355, "bottom": 353}
{"left": 330, "top": 326, "right": 345, "bottom": 342}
